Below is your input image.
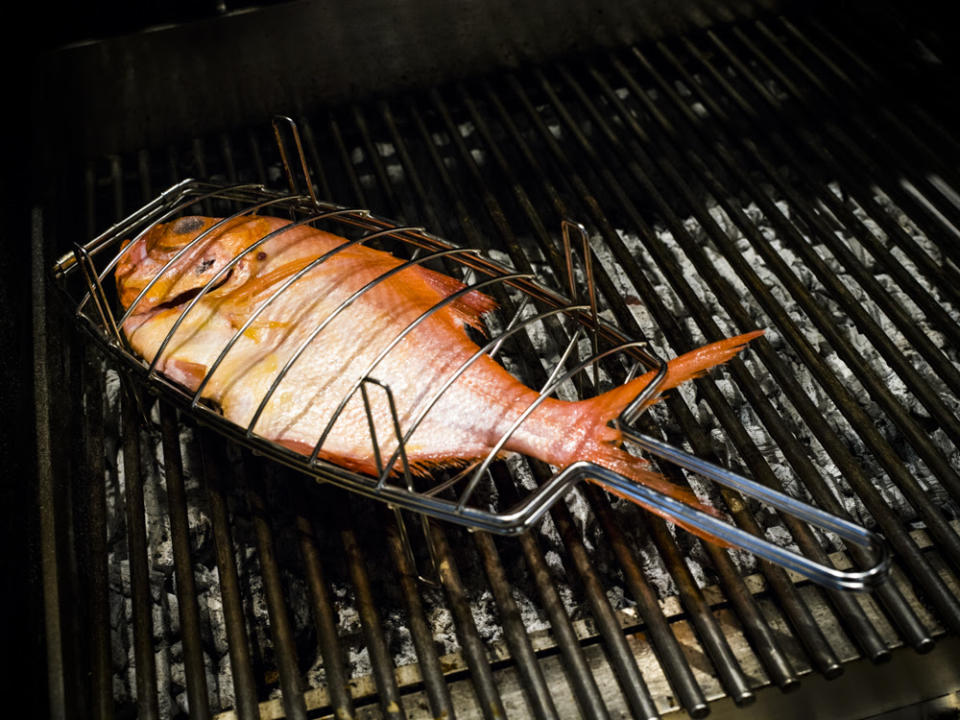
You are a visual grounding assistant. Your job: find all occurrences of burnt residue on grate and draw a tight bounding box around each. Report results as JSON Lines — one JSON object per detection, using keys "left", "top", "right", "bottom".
{"left": 62, "top": 7, "right": 960, "bottom": 720}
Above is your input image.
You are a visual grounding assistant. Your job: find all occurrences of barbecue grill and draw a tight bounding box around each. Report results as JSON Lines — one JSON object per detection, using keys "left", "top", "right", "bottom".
{"left": 19, "top": 0, "right": 960, "bottom": 718}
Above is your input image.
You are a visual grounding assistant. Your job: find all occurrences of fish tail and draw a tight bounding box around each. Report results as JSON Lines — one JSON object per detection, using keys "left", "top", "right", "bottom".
{"left": 620, "top": 329, "right": 765, "bottom": 415}
{"left": 576, "top": 329, "right": 764, "bottom": 443}
{"left": 561, "top": 330, "right": 764, "bottom": 544}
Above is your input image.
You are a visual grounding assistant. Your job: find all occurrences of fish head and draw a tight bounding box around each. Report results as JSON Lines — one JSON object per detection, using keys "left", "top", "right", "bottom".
{"left": 115, "top": 215, "right": 267, "bottom": 314}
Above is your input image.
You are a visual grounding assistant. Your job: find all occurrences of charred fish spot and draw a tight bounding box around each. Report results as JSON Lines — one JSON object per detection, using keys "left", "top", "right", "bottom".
{"left": 196, "top": 258, "right": 215, "bottom": 274}
{"left": 256, "top": 251, "right": 268, "bottom": 261}
{"left": 172, "top": 216, "right": 205, "bottom": 234}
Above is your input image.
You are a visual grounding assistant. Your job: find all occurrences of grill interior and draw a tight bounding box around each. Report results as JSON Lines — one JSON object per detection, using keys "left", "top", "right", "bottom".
{"left": 27, "top": 2, "right": 960, "bottom": 719}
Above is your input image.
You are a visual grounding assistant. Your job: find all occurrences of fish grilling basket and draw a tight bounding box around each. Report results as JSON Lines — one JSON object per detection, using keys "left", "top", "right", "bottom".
{"left": 52, "top": 121, "right": 890, "bottom": 593}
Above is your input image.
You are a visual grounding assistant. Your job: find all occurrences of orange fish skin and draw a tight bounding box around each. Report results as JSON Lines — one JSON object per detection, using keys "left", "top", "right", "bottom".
{"left": 116, "top": 215, "right": 763, "bottom": 537}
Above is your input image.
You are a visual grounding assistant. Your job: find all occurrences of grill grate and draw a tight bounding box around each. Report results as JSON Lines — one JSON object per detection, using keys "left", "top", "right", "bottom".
{"left": 39, "top": 6, "right": 960, "bottom": 720}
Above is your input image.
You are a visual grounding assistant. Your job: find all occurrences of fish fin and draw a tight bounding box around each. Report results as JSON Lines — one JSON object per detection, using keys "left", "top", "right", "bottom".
{"left": 274, "top": 437, "right": 481, "bottom": 480}
{"left": 413, "top": 265, "right": 498, "bottom": 331}
{"left": 274, "top": 438, "right": 403, "bottom": 477}
{"left": 590, "top": 330, "right": 765, "bottom": 434}
{"left": 559, "top": 331, "right": 764, "bottom": 545}
{"left": 406, "top": 455, "right": 479, "bottom": 477}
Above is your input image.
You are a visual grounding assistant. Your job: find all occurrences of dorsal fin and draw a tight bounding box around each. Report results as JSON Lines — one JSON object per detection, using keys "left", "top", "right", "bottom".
{"left": 411, "top": 264, "right": 498, "bottom": 331}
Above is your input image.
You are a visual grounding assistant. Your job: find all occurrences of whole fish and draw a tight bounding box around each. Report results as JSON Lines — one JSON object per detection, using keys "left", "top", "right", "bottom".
{"left": 115, "top": 215, "right": 762, "bottom": 536}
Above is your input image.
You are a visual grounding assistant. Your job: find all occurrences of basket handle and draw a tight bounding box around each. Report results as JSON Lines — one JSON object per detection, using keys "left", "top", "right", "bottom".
{"left": 583, "top": 429, "right": 891, "bottom": 592}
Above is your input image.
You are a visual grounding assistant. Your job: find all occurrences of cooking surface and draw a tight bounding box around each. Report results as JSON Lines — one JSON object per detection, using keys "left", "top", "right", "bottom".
{"left": 23, "top": 1, "right": 960, "bottom": 719}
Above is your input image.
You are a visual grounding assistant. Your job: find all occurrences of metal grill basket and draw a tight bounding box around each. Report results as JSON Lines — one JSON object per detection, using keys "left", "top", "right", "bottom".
{"left": 52, "top": 121, "right": 891, "bottom": 592}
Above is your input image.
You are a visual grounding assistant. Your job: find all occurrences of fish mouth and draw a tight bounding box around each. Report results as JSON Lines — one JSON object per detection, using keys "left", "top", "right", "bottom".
{"left": 152, "top": 268, "right": 235, "bottom": 311}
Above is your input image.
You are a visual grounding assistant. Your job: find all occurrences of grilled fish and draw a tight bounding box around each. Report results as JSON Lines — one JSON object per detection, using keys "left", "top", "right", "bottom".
{"left": 115, "top": 215, "right": 762, "bottom": 534}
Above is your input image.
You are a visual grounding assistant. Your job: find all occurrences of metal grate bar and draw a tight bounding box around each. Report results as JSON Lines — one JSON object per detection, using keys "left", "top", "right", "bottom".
{"left": 734, "top": 22, "right": 960, "bottom": 245}
{"left": 383, "top": 512, "right": 456, "bottom": 719}
{"left": 764, "top": 18, "right": 960, "bottom": 349}
{"left": 660, "top": 47, "right": 960, "bottom": 388}
{"left": 520, "top": 56, "right": 896, "bottom": 680}
{"left": 159, "top": 403, "right": 212, "bottom": 719}
{"left": 586, "top": 44, "right": 934, "bottom": 655}
{"left": 474, "top": 530, "right": 562, "bottom": 720}
{"left": 719, "top": 24, "right": 960, "bottom": 438}
{"left": 582, "top": 482, "right": 711, "bottom": 716}
{"left": 329, "top": 109, "right": 371, "bottom": 211}
{"left": 696, "top": 29, "right": 960, "bottom": 310}
{"left": 81, "top": 346, "right": 114, "bottom": 720}
{"left": 243, "top": 462, "right": 309, "bottom": 720}
{"left": 593, "top": 34, "right": 960, "bottom": 586}
{"left": 352, "top": 104, "right": 407, "bottom": 222}
{"left": 752, "top": 18, "right": 960, "bottom": 242}
{"left": 612, "top": 38, "right": 952, "bottom": 632}
{"left": 294, "top": 504, "right": 358, "bottom": 720}
{"left": 120, "top": 390, "right": 161, "bottom": 720}
{"left": 492, "top": 463, "right": 617, "bottom": 718}
{"left": 200, "top": 432, "right": 261, "bottom": 720}
{"left": 550, "top": 497, "right": 663, "bottom": 718}
{"left": 377, "top": 99, "right": 448, "bottom": 235}
{"left": 429, "top": 522, "right": 509, "bottom": 719}
{"left": 802, "top": 15, "right": 960, "bottom": 166}
{"left": 646, "top": 507, "right": 759, "bottom": 705}
{"left": 298, "top": 121, "right": 335, "bottom": 204}
{"left": 707, "top": 27, "right": 960, "bottom": 293}
{"left": 338, "top": 505, "right": 406, "bottom": 720}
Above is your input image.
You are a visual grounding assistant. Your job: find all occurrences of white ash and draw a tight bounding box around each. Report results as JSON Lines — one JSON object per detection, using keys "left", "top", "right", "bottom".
{"left": 216, "top": 654, "right": 237, "bottom": 710}
{"left": 381, "top": 608, "right": 420, "bottom": 668}
{"left": 467, "top": 589, "right": 505, "bottom": 645}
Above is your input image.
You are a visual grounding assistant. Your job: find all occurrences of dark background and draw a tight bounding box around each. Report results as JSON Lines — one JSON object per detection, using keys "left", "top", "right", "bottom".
{"left": 1, "top": 1, "right": 241, "bottom": 710}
